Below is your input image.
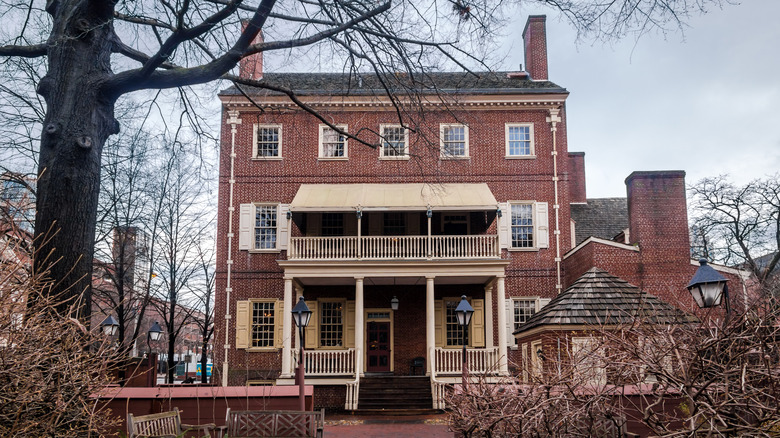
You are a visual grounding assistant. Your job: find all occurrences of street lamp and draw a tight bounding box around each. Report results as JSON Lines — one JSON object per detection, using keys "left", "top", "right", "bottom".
{"left": 100, "top": 315, "right": 119, "bottom": 337}
{"left": 291, "top": 297, "right": 312, "bottom": 411}
{"left": 455, "top": 295, "right": 474, "bottom": 385}
{"left": 687, "top": 258, "right": 730, "bottom": 314}
{"left": 390, "top": 296, "right": 399, "bottom": 311}
{"left": 147, "top": 321, "right": 163, "bottom": 355}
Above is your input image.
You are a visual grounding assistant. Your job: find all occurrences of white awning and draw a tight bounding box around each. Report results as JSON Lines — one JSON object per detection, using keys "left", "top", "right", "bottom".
{"left": 289, "top": 183, "right": 498, "bottom": 212}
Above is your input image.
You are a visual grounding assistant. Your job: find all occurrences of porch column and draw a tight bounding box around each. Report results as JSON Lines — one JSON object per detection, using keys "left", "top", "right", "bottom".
{"left": 495, "top": 276, "right": 509, "bottom": 375}
{"left": 281, "top": 277, "right": 293, "bottom": 377}
{"left": 484, "top": 284, "right": 494, "bottom": 348}
{"left": 355, "top": 277, "right": 365, "bottom": 377}
{"left": 425, "top": 276, "right": 435, "bottom": 375}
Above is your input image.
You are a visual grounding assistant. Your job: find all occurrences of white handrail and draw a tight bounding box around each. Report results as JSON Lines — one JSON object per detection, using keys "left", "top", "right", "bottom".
{"left": 289, "top": 235, "right": 499, "bottom": 260}
{"left": 433, "top": 347, "right": 500, "bottom": 375}
{"left": 292, "top": 348, "right": 355, "bottom": 376}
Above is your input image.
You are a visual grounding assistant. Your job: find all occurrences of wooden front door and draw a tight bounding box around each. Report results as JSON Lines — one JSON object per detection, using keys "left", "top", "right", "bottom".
{"left": 366, "top": 321, "right": 391, "bottom": 372}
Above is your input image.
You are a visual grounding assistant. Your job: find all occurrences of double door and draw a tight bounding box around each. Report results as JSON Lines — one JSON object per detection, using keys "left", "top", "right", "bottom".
{"left": 366, "top": 321, "right": 390, "bottom": 372}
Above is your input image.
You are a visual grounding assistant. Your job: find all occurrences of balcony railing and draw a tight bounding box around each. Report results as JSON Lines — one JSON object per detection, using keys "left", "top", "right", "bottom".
{"left": 434, "top": 347, "right": 500, "bottom": 375}
{"left": 288, "top": 235, "right": 499, "bottom": 261}
{"left": 292, "top": 348, "right": 356, "bottom": 376}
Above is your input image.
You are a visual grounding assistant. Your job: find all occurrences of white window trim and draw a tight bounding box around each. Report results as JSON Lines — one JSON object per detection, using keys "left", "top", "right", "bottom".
{"left": 252, "top": 124, "right": 283, "bottom": 160}
{"left": 252, "top": 203, "right": 280, "bottom": 253}
{"left": 318, "top": 124, "right": 348, "bottom": 160}
{"left": 504, "top": 123, "right": 535, "bottom": 159}
{"left": 439, "top": 123, "right": 469, "bottom": 159}
{"left": 508, "top": 201, "right": 537, "bottom": 251}
{"left": 508, "top": 297, "right": 544, "bottom": 349}
{"left": 247, "top": 299, "right": 278, "bottom": 351}
{"left": 379, "top": 124, "right": 410, "bottom": 160}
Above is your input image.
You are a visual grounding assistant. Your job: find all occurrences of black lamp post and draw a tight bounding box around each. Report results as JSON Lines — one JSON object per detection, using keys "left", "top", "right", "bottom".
{"left": 455, "top": 295, "right": 474, "bottom": 385}
{"left": 687, "top": 258, "right": 730, "bottom": 315}
{"left": 100, "top": 315, "right": 119, "bottom": 337}
{"left": 291, "top": 297, "right": 312, "bottom": 411}
{"left": 147, "top": 321, "right": 163, "bottom": 355}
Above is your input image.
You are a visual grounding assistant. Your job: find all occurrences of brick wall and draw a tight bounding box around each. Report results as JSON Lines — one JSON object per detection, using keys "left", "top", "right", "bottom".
{"left": 523, "top": 15, "right": 549, "bottom": 81}
{"left": 567, "top": 152, "right": 586, "bottom": 203}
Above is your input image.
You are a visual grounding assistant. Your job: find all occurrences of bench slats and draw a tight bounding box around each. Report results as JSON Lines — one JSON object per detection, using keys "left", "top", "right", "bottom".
{"left": 225, "top": 409, "right": 325, "bottom": 438}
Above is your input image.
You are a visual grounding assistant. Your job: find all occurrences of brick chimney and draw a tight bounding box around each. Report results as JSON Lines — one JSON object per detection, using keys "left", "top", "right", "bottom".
{"left": 239, "top": 20, "right": 263, "bottom": 81}
{"left": 568, "top": 152, "right": 586, "bottom": 203}
{"left": 625, "top": 171, "right": 690, "bottom": 305}
{"left": 523, "top": 15, "right": 548, "bottom": 81}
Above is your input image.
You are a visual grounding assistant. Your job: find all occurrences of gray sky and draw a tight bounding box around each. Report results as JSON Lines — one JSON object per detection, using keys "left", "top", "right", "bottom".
{"left": 502, "top": 1, "right": 780, "bottom": 198}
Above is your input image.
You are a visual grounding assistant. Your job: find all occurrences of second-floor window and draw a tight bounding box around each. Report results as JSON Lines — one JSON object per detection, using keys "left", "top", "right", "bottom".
{"left": 440, "top": 124, "right": 469, "bottom": 158}
{"left": 254, "top": 205, "right": 278, "bottom": 249}
{"left": 321, "top": 213, "right": 344, "bottom": 236}
{"left": 383, "top": 212, "right": 406, "bottom": 235}
{"left": 319, "top": 125, "right": 347, "bottom": 159}
{"left": 254, "top": 125, "right": 281, "bottom": 158}
{"left": 380, "top": 125, "right": 409, "bottom": 159}
{"left": 510, "top": 203, "right": 534, "bottom": 248}
{"left": 505, "top": 124, "right": 534, "bottom": 157}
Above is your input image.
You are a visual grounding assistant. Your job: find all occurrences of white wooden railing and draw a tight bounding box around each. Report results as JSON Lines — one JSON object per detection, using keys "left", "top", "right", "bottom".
{"left": 288, "top": 235, "right": 499, "bottom": 260}
{"left": 292, "top": 348, "right": 356, "bottom": 376}
{"left": 434, "top": 347, "right": 500, "bottom": 375}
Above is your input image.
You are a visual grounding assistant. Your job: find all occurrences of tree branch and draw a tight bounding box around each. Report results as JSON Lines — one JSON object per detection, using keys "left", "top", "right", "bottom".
{"left": 0, "top": 43, "right": 47, "bottom": 58}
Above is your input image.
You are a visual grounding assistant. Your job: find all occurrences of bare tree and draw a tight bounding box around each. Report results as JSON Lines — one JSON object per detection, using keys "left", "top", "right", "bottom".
{"left": 0, "top": 0, "right": 732, "bottom": 320}
{"left": 689, "top": 175, "right": 780, "bottom": 296}
{"left": 190, "top": 239, "right": 216, "bottom": 384}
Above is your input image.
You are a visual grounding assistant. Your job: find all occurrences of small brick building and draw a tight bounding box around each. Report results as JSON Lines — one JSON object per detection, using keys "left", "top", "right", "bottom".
{"left": 213, "top": 15, "right": 749, "bottom": 411}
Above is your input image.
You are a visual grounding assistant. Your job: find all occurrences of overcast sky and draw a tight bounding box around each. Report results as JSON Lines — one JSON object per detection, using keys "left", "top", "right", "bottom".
{"left": 501, "top": 1, "right": 780, "bottom": 198}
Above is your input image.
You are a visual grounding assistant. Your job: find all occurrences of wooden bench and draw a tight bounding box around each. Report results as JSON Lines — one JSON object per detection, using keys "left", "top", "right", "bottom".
{"left": 127, "top": 407, "right": 217, "bottom": 438}
{"left": 218, "top": 408, "right": 325, "bottom": 438}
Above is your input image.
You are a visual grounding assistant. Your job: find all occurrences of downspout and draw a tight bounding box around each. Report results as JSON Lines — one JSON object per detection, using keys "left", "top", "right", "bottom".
{"left": 547, "top": 108, "right": 563, "bottom": 293}
{"left": 221, "top": 110, "right": 241, "bottom": 386}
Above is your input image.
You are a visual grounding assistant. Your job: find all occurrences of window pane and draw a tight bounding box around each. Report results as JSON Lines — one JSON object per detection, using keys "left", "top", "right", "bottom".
{"left": 508, "top": 126, "right": 531, "bottom": 156}
{"left": 252, "top": 302, "right": 275, "bottom": 347}
{"left": 511, "top": 204, "right": 534, "bottom": 248}
{"left": 256, "top": 126, "right": 280, "bottom": 157}
{"left": 255, "top": 206, "right": 277, "bottom": 249}
{"left": 322, "top": 127, "right": 345, "bottom": 157}
{"left": 321, "top": 213, "right": 344, "bottom": 237}
{"left": 442, "top": 126, "right": 466, "bottom": 156}
{"left": 382, "top": 126, "right": 406, "bottom": 156}
{"left": 383, "top": 212, "right": 405, "bottom": 235}
{"left": 446, "top": 299, "right": 466, "bottom": 346}
{"left": 513, "top": 299, "right": 536, "bottom": 329}
{"left": 320, "top": 302, "right": 344, "bottom": 347}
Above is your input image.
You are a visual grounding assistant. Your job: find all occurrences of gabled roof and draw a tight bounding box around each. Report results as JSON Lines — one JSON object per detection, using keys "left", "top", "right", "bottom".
{"left": 219, "top": 71, "right": 567, "bottom": 97}
{"left": 570, "top": 198, "right": 628, "bottom": 245}
{"left": 514, "top": 268, "right": 695, "bottom": 336}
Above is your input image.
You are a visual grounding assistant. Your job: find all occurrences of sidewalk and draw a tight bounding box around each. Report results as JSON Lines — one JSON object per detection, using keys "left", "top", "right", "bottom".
{"left": 324, "top": 413, "right": 454, "bottom": 437}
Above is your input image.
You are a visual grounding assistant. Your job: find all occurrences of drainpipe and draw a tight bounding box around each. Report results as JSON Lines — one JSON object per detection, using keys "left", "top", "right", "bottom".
{"left": 222, "top": 110, "right": 241, "bottom": 386}
{"left": 547, "top": 108, "right": 563, "bottom": 294}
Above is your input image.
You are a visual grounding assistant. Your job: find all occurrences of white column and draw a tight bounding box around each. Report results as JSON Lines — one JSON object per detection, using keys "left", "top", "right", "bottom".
{"left": 281, "top": 277, "right": 293, "bottom": 377}
{"left": 484, "top": 284, "right": 494, "bottom": 348}
{"left": 426, "top": 276, "right": 435, "bottom": 375}
{"left": 355, "top": 277, "right": 365, "bottom": 377}
{"left": 495, "top": 276, "right": 509, "bottom": 375}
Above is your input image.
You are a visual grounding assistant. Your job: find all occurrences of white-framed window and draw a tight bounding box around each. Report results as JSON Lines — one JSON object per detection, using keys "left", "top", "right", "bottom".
{"left": 571, "top": 337, "right": 606, "bottom": 384}
{"left": 251, "top": 300, "right": 276, "bottom": 348}
{"left": 379, "top": 125, "right": 409, "bottom": 159}
{"left": 445, "top": 298, "right": 467, "bottom": 346}
{"left": 383, "top": 212, "right": 406, "bottom": 235}
{"left": 440, "top": 124, "right": 469, "bottom": 158}
{"left": 507, "top": 297, "right": 550, "bottom": 347}
{"left": 321, "top": 213, "right": 344, "bottom": 237}
{"left": 319, "top": 300, "right": 345, "bottom": 347}
{"left": 254, "top": 205, "right": 278, "bottom": 250}
{"left": 253, "top": 124, "right": 282, "bottom": 158}
{"left": 319, "top": 125, "right": 348, "bottom": 159}
{"left": 505, "top": 123, "right": 534, "bottom": 158}
{"left": 511, "top": 203, "right": 534, "bottom": 248}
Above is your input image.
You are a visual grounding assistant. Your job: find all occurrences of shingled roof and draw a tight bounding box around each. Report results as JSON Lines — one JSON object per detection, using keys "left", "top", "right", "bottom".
{"left": 220, "top": 71, "right": 567, "bottom": 97}
{"left": 514, "top": 268, "right": 696, "bottom": 336}
{"left": 570, "top": 198, "right": 628, "bottom": 245}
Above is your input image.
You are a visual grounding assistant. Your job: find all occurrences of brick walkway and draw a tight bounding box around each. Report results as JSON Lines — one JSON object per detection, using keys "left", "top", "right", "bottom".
{"left": 324, "top": 414, "right": 454, "bottom": 437}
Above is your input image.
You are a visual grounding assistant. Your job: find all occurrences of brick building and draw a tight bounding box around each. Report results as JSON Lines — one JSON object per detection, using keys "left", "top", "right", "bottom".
{"left": 214, "top": 15, "right": 749, "bottom": 410}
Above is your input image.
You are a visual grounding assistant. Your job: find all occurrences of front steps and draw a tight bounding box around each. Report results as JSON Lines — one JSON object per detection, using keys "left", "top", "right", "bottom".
{"left": 355, "top": 375, "right": 438, "bottom": 414}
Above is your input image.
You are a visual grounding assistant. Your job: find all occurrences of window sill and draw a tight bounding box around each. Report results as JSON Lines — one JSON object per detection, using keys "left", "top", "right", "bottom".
{"left": 379, "top": 156, "right": 410, "bottom": 161}
{"left": 508, "top": 247, "right": 539, "bottom": 252}
{"left": 504, "top": 155, "right": 536, "bottom": 160}
{"left": 246, "top": 347, "right": 280, "bottom": 352}
{"left": 252, "top": 157, "right": 283, "bottom": 161}
{"left": 248, "top": 249, "right": 281, "bottom": 254}
{"left": 318, "top": 157, "right": 349, "bottom": 161}
{"left": 439, "top": 156, "right": 470, "bottom": 160}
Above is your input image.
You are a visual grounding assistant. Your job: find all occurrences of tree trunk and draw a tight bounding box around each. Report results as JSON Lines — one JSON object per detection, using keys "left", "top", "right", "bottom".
{"left": 34, "top": 0, "right": 120, "bottom": 321}
{"left": 200, "top": 342, "right": 209, "bottom": 384}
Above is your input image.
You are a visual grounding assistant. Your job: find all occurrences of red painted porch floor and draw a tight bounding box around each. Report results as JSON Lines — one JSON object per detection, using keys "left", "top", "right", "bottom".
{"left": 324, "top": 413, "right": 454, "bottom": 437}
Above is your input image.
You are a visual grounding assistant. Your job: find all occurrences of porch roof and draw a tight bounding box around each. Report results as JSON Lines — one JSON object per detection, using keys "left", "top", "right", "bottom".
{"left": 289, "top": 183, "right": 498, "bottom": 212}
{"left": 514, "top": 268, "right": 697, "bottom": 336}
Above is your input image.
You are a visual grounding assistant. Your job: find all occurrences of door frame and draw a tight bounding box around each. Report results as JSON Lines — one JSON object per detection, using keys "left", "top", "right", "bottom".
{"left": 364, "top": 308, "right": 394, "bottom": 373}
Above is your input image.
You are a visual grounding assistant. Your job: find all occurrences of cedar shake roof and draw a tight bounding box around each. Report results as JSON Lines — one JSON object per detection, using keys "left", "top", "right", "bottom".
{"left": 514, "top": 268, "right": 696, "bottom": 335}
{"left": 570, "top": 198, "right": 628, "bottom": 245}
{"left": 219, "top": 71, "right": 567, "bottom": 96}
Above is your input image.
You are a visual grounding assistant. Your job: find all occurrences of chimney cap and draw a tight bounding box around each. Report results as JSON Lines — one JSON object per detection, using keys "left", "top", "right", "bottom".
{"left": 523, "top": 15, "right": 547, "bottom": 37}
{"left": 625, "top": 170, "right": 686, "bottom": 185}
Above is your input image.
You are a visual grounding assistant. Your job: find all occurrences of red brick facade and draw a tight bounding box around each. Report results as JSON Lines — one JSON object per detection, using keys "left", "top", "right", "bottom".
{"left": 523, "top": 15, "right": 549, "bottom": 81}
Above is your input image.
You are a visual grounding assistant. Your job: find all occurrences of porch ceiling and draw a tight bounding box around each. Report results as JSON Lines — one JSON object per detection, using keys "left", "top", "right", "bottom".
{"left": 289, "top": 183, "right": 498, "bottom": 211}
